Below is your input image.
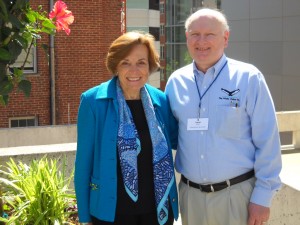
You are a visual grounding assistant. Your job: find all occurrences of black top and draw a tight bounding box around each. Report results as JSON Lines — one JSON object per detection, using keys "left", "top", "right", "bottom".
{"left": 116, "top": 100, "right": 156, "bottom": 214}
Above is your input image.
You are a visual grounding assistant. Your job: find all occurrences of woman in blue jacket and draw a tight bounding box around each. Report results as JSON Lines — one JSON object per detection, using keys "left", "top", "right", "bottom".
{"left": 75, "top": 31, "right": 178, "bottom": 225}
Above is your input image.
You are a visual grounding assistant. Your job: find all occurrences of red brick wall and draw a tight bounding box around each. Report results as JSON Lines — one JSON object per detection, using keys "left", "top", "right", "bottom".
{"left": 0, "top": 0, "right": 121, "bottom": 128}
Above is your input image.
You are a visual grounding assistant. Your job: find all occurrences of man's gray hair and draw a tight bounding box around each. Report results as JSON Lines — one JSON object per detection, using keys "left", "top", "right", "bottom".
{"left": 185, "top": 8, "right": 230, "bottom": 32}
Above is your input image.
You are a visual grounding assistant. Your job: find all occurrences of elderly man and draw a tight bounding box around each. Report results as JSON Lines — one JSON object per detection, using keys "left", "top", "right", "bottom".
{"left": 165, "top": 8, "right": 282, "bottom": 225}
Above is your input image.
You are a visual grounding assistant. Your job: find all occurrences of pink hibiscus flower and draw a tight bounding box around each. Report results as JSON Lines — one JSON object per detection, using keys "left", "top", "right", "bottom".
{"left": 49, "top": 0, "right": 74, "bottom": 35}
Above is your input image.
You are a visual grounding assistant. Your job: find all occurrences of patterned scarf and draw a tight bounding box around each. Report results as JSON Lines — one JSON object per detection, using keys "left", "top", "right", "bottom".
{"left": 116, "top": 80, "right": 175, "bottom": 225}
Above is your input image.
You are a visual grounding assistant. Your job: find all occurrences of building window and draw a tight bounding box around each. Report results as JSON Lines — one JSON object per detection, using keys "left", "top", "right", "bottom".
{"left": 13, "top": 46, "right": 37, "bottom": 74}
{"left": 9, "top": 116, "right": 38, "bottom": 128}
{"left": 150, "top": 0, "right": 159, "bottom": 10}
{"left": 160, "top": 45, "right": 165, "bottom": 60}
{"left": 160, "top": 24, "right": 165, "bottom": 36}
{"left": 164, "top": 0, "right": 220, "bottom": 74}
{"left": 149, "top": 27, "right": 160, "bottom": 41}
{"left": 160, "top": 2, "right": 165, "bottom": 14}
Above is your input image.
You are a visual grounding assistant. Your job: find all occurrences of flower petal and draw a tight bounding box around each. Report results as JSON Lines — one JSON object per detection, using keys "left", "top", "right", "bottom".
{"left": 49, "top": 0, "right": 74, "bottom": 35}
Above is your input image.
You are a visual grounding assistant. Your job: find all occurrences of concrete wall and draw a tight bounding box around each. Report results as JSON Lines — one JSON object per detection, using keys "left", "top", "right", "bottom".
{"left": 0, "top": 125, "right": 76, "bottom": 148}
{"left": 223, "top": 0, "right": 300, "bottom": 111}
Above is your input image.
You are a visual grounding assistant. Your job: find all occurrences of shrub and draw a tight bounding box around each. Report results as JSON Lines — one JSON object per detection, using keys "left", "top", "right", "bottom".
{"left": 0, "top": 156, "right": 77, "bottom": 225}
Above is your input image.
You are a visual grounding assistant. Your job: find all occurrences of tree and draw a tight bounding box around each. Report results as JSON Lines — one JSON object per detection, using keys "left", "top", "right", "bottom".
{"left": 0, "top": 0, "right": 74, "bottom": 105}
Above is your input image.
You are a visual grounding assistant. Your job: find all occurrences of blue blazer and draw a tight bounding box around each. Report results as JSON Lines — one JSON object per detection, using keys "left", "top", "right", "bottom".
{"left": 75, "top": 77, "right": 179, "bottom": 223}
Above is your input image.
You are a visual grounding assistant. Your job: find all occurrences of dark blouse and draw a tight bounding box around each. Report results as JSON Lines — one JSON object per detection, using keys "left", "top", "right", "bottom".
{"left": 116, "top": 100, "right": 156, "bottom": 214}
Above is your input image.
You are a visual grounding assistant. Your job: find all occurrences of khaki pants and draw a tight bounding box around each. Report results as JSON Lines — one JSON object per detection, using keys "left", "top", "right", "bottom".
{"left": 179, "top": 177, "right": 255, "bottom": 225}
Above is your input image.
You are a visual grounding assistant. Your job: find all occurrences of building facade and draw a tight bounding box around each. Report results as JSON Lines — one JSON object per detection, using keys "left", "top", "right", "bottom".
{"left": 126, "top": 0, "right": 161, "bottom": 88}
{"left": 2, "top": 0, "right": 300, "bottom": 129}
{"left": 0, "top": 0, "right": 122, "bottom": 128}
{"left": 160, "top": 0, "right": 300, "bottom": 112}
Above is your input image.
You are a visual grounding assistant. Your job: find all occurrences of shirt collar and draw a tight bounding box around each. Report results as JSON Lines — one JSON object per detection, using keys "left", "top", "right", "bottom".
{"left": 193, "top": 54, "right": 227, "bottom": 79}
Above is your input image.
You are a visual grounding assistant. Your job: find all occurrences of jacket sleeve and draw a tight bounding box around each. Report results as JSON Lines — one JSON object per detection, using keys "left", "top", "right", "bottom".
{"left": 167, "top": 97, "right": 178, "bottom": 150}
{"left": 74, "top": 93, "right": 95, "bottom": 222}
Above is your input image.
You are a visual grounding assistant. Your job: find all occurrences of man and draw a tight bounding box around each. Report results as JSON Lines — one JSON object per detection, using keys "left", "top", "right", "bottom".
{"left": 165, "top": 8, "right": 282, "bottom": 225}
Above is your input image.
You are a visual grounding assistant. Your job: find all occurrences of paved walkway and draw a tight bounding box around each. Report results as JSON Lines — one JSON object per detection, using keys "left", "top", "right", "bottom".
{"left": 280, "top": 152, "right": 300, "bottom": 190}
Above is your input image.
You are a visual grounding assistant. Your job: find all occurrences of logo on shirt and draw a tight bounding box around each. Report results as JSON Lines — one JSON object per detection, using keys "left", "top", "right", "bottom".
{"left": 221, "top": 88, "right": 240, "bottom": 96}
{"left": 219, "top": 88, "right": 240, "bottom": 107}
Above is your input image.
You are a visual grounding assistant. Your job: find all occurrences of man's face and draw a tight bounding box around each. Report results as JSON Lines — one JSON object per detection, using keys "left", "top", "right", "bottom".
{"left": 186, "top": 15, "right": 229, "bottom": 73}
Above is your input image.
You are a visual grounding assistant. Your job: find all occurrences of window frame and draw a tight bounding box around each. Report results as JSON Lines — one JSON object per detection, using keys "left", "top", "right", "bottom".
{"left": 9, "top": 116, "right": 38, "bottom": 128}
{"left": 160, "top": 2, "right": 165, "bottom": 14}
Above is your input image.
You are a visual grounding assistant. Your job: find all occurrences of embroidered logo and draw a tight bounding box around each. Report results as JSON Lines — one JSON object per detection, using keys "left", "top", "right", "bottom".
{"left": 221, "top": 88, "right": 240, "bottom": 96}
{"left": 219, "top": 88, "right": 241, "bottom": 107}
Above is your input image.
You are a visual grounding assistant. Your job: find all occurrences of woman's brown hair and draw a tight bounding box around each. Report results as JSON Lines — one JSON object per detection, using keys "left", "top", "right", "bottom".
{"left": 106, "top": 31, "right": 160, "bottom": 75}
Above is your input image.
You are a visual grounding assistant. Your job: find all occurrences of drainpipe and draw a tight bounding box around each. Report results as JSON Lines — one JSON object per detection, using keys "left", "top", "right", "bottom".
{"left": 50, "top": 0, "right": 56, "bottom": 125}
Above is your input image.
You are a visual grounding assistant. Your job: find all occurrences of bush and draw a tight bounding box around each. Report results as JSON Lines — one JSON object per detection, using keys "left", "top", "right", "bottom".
{"left": 0, "top": 156, "right": 77, "bottom": 225}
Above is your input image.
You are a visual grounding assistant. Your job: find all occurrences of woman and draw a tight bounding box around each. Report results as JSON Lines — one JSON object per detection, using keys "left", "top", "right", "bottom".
{"left": 74, "top": 31, "right": 178, "bottom": 225}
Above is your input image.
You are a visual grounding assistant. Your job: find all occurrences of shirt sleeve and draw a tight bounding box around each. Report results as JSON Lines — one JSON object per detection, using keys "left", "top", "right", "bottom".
{"left": 247, "top": 72, "right": 282, "bottom": 207}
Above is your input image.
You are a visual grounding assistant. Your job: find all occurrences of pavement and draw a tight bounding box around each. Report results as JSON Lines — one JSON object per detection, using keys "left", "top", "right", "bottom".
{"left": 280, "top": 152, "right": 300, "bottom": 190}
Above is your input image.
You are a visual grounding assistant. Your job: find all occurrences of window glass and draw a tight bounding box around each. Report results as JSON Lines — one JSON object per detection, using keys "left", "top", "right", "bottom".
{"left": 27, "top": 119, "right": 35, "bottom": 126}
{"left": 160, "top": 2, "right": 165, "bottom": 14}
{"left": 19, "top": 119, "right": 27, "bottom": 127}
{"left": 9, "top": 117, "right": 37, "bottom": 128}
{"left": 10, "top": 120, "right": 19, "bottom": 128}
{"left": 13, "top": 46, "right": 37, "bottom": 74}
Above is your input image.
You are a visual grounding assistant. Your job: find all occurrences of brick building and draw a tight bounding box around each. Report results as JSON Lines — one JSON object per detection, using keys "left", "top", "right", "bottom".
{"left": 0, "top": 0, "right": 122, "bottom": 128}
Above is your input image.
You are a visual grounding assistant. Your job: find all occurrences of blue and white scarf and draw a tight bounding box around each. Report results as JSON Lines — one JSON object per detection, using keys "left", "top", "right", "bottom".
{"left": 116, "top": 80, "right": 175, "bottom": 225}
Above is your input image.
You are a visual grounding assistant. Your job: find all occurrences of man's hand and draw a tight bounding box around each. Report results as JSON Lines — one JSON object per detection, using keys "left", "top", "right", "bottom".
{"left": 248, "top": 202, "right": 270, "bottom": 225}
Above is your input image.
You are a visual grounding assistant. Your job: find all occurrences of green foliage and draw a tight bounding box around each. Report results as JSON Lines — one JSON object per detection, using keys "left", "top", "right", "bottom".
{"left": 184, "top": 51, "right": 192, "bottom": 65}
{"left": 0, "top": 0, "right": 56, "bottom": 105}
{"left": 165, "top": 59, "right": 179, "bottom": 80}
{"left": 165, "top": 51, "right": 192, "bottom": 80}
{"left": 0, "top": 156, "right": 77, "bottom": 225}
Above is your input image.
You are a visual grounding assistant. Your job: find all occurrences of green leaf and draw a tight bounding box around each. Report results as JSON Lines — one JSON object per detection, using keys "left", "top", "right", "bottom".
{"left": 0, "top": 48, "right": 12, "bottom": 61}
{"left": 7, "top": 40, "right": 23, "bottom": 64}
{"left": 41, "top": 26, "right": 55, "bottom": 35}
{"left": 18, "top": 79, "right": 31, "bottom": 97}
{"left": 0, "top": 95, "right": 9, "bottom": 106}
{"left": 11, "top": 0, "right": 29, "bottom": 11}
{"left": 1, "top": 26, "right": 12, "bottom": 37}
{"left": 26, "top": 11, "right": 37, "bottom": 23}
{"left": 8, "top": 14, "right": 24, "bottom": 30}
{"left": 42, "top": 19, "right": 56, "bottom": 29}
{"left": 22, "top": 31, "right": 33, "bottom": 42}
{"left": 0, "top": 0, "right": 8, "bottom": 21}
{"left": 0, "top": 63, "right": 7, "bottom": 81}
{"left": 0, "top": 217, "right": 9, "bottom": 223}
{"left": 14, "top": 34, "right": 29, "bottom": 49}
{"left": 0, "top": 80, "right": 13, "bottom": 95}
{"left": 12, "top": 67, "right": 24, "bottom": 82}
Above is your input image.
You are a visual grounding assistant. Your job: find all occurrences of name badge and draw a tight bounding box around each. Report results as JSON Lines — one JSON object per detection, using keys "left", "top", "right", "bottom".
{"left": 187, "top": 118, "right": 209, "bottom": 130}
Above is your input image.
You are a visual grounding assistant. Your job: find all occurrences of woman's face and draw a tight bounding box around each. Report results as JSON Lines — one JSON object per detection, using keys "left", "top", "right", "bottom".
{"left": 117, "top": 44, "right": 150, "bottom": 99}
